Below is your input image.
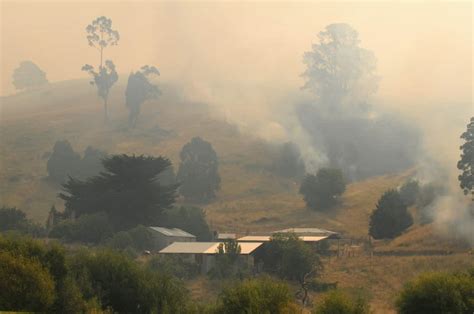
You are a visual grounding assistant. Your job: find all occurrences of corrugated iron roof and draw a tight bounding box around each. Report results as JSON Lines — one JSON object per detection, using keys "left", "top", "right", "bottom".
{"left": 237, "top": 235, "right": 329, "bottom": 242}
{"left": 159, "top": 242, "right": 263, "bottom": 255}
{"left": 216, "top": 233, "right": 237, "bottom": 240}
{"left": 274, "top": 227, "right": 337, "bottom": 236}
{"left": 149, "top": 226, "right": 196, "bottom": 238}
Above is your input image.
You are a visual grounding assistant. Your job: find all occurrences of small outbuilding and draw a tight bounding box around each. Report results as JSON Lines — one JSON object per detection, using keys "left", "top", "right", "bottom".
{"left": 148, "top": 226, "right": 196, "bottom": 251}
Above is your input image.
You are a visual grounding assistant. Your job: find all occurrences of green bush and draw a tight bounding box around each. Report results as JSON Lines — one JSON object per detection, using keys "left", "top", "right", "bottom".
{"left": 217, "top": 276, "right": 294, "bottom": 314}
{"left": 162, "top": 206, "right": 212, "bottom": 240}
{"left": 396, "top": 270, "right": 474, "bottom": 314}
{"left": 369, "top": 190, "right": 413, "bottom": 239}
{"left": 0, "top": 206, "right": 46, "bottom": 236}
{"left": 300, "top": 168, "right": 346, "bottom": 210}
{"left": 69, "top": 249, "right": 190, "bottom": 313}
{"left": 0, "top": 251, "right": 55, "bottom": 312}
{"left": 263, "top": 232, "right": 321, "bottom": 283}
{"left": 49, "top": 212, "right": 113, "bottom": 243}
{"left": 148, "top": 255, "right": 199, "bottom": 280}
{"left": 313, "top": 290, "right": 370, "bottom": 314}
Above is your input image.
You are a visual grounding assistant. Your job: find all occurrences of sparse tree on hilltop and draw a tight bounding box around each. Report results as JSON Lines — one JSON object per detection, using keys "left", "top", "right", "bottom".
{"left": 12, "top": 61, "right": 48, "bottom": 91}
{"left": 369, "top": 190, "right": 413, "bottom": 239}
{"left": 177, "top": 137, "right": 221, "bottom": 202}
{"left": 125, "top": 65, "right": 161, "bottom": 127}
{"left": 82, "top": 16, "right": 120, "bottom": 122}
{"left": 458, "top": 117, "right": 474, "bottom": 200}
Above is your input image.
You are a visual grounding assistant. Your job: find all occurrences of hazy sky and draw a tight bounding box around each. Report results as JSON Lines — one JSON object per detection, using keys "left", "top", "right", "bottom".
{"left": 1, "top": 1, "right": 472, "bottom": 108}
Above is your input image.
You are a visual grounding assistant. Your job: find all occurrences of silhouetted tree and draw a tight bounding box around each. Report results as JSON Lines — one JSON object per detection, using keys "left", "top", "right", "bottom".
{"left": 399, "top": 179, "right": 420, "bottom": 207}
{"left": 83, "top": 16, "right": 120, "bottom": 122}
{"left": 0, "top": 207, "right": 28, "bottom": 232}
{"left": 47, "top": 140, "right": 81, "bottom": 183}
{"left": 82, "top": 61, "right": 118, "bottom": 122}
{"left": 161, "top": 206, "right": 212, "bottom": 241}
{"left": 79, "top": 146, "right": 107, "bottom": 179}
{"left": 369, "top": 190, "right": 413, "bottom": 239}
{"left": 59, "top": 154, "right": 178, "bottom": 231}
{"left": 12, "top": 61, "right": 48, "bottom": 91}
{"left": 125, "top": 65, "right": 161, "bottom": 127}
{"left": 458, "top": 117, "right": 474, "bottom": 200}
{"left": 302, "top": 23, "right": 378, "bottom": 112}
{"left": 177, "top": 137, "right": 221, "bottom": 202}
{"left": 300, "top": 168, "right": 345, "bottom": 210}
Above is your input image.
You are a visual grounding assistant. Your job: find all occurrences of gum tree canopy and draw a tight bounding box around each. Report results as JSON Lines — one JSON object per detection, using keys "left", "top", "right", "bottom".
{"left": 82, "top": 16, "right": 120, "bottom": 122}
{"left": 458, "top": 117, "right": 474, "bottom": 200}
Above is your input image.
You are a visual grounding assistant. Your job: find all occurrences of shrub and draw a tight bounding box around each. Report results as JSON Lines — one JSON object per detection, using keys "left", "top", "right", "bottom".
{"left": 148, "top": 255, "right": 199, "bottom": 280}
{"left": 0, "top": 251, "right": 55, "bottom": 311}
{"left": 69, "top": 250, "right": 189, "bottom": 313}
{"left": 217, "top": 276, "right": 294, "bottom": 314}
{"left": 369, "top": 190, "right": 413, "bottom": 239}
{"left": 313, "top": 290, "right": 370, "bottom": 314}
{"left": 396, "top": 271, "right": 474, "bottom": 314}
{"left": 300, "top": 168, "right": 345, "bottom": 210}
{"left": 47, "top": 140, "right": 82, "bottom": 183}
{"left": 263, "top": 232, "right": 321, "bottom": 283}
{"left": 49, "top": 212, "right": 113, "bottom": 244}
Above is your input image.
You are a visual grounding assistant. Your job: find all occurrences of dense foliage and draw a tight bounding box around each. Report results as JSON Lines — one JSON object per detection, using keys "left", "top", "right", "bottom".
{"left": 12, "top": 60, "right": 48, "bottom": 91}
{"left": 396, "top": 270, "right": 474, "bottom": 314}
{"left": 458, "top": 117, "right": 474, "bottom": 199}
{"left": 161, "top": 206, "right": 212, "bottom": 241}
{"left": 300, "top": 168, "right": 346, "bottom": 210}
{"left": 0, "top": 206, "right": 45, "bottom": 236}
{"left": 369, "top": 190, "right": 413, "bottom": 239}
{"left": 398, "top": 179, "right": 420, "bottom": 207}
{"left": 60, "top": 154, "right": 178, "bottom": 231}
{"left": 312, "top": 290, "right": 370, "bottom": 314}
{"left": 263, "top": 233, "right": 321, "bottom": 283}
{"left": 49, "top": 212, "right": 113, "bottom": 244}
{"left": 216, "top": 277, "right": 295, "bottom": 314}
{"left": 177, "top": 137, "right": 221, "bottom": 202}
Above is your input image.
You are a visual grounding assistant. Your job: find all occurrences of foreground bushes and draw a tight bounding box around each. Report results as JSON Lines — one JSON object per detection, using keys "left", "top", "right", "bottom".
{"left": 313, "top": 290, "right": 370, "bottom": 314}
{"left": 396, "top": 270, "right": 474, "bottom": 314}
{"left": 216, "top": 276, "right": 296, "bottom": 314}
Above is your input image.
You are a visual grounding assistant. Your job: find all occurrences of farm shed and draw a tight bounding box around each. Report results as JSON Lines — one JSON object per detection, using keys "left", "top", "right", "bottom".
{"left": 148, "top": 226, "right": 196, "bottom": 251}
{"left": 159, "top": 241, "right": 264, "bottom": 274}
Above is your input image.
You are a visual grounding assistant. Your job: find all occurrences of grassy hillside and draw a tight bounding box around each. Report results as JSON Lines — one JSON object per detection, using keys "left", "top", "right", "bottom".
{"left": 1, "top": 80, "right": 472, "bottom": 312}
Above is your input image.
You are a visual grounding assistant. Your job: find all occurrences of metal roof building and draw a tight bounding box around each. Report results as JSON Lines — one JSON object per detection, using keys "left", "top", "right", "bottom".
{"left": 237, "top": 235, "right": 329, "bottom": 242}
{"left": 159, "top": 241, "right": 263, "bottom": 255}
{"left": 148, "top": 226, "right": 196, "bottom": 251}
{"left": 149, "top": 227, "right": 196, "bottom": 238}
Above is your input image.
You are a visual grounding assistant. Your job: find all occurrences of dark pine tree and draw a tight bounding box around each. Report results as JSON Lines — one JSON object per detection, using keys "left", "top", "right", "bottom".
{"left": 59, "top": 154, "right": 178, "bottom": 231}
{"left": 369, "top": 190, "right": 413, "bottom": 239}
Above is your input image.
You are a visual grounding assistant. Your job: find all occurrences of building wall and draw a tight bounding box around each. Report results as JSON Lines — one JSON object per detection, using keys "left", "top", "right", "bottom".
{"left": 153, "top": 234, "right": 196, "bottom": 251}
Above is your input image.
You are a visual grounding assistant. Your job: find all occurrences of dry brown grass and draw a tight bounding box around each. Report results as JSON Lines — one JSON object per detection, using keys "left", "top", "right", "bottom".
{"left": 1, "top": 81, "right": 473, "bottom": 313}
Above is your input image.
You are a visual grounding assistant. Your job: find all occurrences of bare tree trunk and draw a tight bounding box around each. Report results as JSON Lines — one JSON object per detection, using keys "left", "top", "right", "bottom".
{"left": 103, "top": 96, "right": 108, "bottom": 123}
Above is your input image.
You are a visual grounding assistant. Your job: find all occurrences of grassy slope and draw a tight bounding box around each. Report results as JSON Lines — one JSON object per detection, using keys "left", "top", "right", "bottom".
{"left": 1, "top": 81, "right": 472, "bottom": 312}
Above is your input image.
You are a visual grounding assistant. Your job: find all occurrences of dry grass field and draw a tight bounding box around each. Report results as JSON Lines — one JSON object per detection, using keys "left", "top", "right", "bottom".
{"left": 1, "top": 80, "right": 472, "bottom": 312}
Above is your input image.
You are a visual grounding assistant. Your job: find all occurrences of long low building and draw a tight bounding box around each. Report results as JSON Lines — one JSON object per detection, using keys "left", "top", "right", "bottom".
{"left": 237, "top": 235, "right": 330, "bottom": 242}
{"left": 159, "top": 241, "right": 264, "bottom": 274}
